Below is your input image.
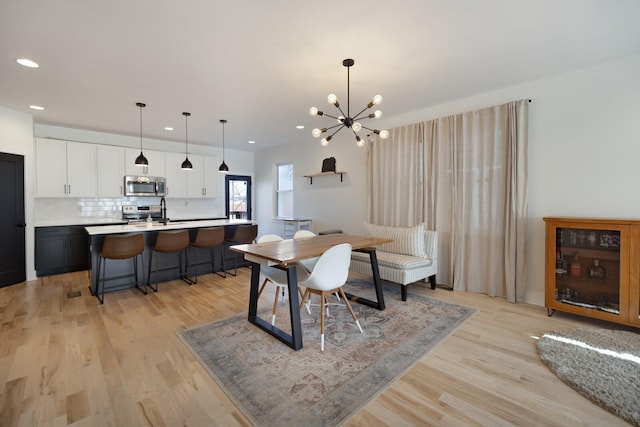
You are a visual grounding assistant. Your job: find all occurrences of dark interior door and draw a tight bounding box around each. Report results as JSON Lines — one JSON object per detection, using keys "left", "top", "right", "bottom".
{"left": 0, "top": 152, "right": 26, "bottom": 287}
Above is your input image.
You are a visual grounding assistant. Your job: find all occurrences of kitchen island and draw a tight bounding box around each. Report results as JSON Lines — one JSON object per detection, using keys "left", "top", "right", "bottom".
{"left": 85, "top": 219, "right": 255, "bottom": 298}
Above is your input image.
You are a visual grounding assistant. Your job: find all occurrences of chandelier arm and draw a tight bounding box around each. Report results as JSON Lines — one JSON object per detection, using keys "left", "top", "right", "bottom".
{"left": 320, "top": 112, "right": 342, "bottom": 121}
{"left": 333, "top": 104, "right": 348, "bottom": 120}
{"left": 324, "top": 123, "right": 345, "bottom": 132}
{"left": 351, "top": 105, "right": 373, "bottom": 120}
{"left": 360, "top": 125, "right": 378, "bottom": 132}
{"left": 328, "top": 125, "right": 346, "bottom": 138}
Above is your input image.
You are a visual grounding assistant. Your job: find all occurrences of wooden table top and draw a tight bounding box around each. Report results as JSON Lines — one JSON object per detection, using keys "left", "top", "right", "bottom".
{"left": 229, "top": 234, "right": 392, "bottom": 266}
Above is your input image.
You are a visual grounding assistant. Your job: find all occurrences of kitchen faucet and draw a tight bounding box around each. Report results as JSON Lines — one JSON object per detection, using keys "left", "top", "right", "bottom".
{"left": 160, "top": 197, "right": 166, "bottom": 220}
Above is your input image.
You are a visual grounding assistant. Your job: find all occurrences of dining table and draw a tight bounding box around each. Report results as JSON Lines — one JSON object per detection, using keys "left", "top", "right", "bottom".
{"left": 230, "top": 233, "right": 392, "bottom": 350}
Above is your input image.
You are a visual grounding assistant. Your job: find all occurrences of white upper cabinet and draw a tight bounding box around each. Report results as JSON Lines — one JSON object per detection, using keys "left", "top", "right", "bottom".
{"left": 165, "top": 152, "right": 188, "bottom": 198}
{"left": 186, "top": 155, "right": 220, "bottom": 198}
{"left": 125, "top": 148, "right": 166, "bottom": 177}
{"left": 97, "top": 145, "right": 125, "bottom": 197}
{"left": 203, "top": 155, "right": 220, "bottom": 198}
{"left": 36, "top": 138, "right": 97, "bottom": 197}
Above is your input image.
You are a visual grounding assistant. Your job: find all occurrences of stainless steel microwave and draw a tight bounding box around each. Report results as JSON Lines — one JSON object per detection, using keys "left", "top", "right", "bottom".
{"left": 124, "top": 175, "right": 166, "bottom": 197}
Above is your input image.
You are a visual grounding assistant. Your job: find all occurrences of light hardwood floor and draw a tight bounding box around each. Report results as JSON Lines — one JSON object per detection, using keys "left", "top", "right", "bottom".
{"left": 0, "top": 268, "right": 632, "bottom": 426}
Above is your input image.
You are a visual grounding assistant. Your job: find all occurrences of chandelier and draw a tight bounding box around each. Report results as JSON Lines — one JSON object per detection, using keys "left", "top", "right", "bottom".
{"left": 310, "top": 59, "right": 388, "bottom": 147}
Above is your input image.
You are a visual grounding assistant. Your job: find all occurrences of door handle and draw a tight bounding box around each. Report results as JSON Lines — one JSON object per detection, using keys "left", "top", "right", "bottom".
{"left": 17, "top": 223, "right": 26, "bottom": 228}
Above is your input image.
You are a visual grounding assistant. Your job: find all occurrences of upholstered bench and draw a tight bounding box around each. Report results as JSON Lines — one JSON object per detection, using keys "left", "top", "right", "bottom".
{"left": 350, "top": 223, "right": 437, "bottom": 301}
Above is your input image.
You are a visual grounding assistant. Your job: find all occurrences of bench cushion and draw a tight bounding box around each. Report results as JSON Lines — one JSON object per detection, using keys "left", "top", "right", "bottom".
{"left": 365, "top": 222, "right": 426, "bottom": 257}
{"left": 351, "top": 250, "right": 432, "bottom": 270}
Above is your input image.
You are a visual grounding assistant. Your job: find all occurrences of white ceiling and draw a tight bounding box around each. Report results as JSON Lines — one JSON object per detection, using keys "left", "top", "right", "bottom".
{"left": 2, "top": 0, "right": 640, "bottom": 152}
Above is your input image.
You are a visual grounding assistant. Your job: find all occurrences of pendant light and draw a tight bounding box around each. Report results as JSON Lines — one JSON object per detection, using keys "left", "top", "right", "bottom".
{"left": 134, "top": 102, "right": 149, "bottom": 166}
{"left": 218, "top": 119, "right": 229, "bottom": 173}
{"left": 181, "top": 112, "right": 193, "bottom": 170}
{"left": 310, "top": 59, "right": 388, "bottom": 147}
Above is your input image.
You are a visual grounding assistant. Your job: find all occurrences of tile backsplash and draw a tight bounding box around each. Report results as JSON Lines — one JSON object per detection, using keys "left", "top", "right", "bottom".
{"left": 35, "top": 197, "right": 224, "bottom": 225}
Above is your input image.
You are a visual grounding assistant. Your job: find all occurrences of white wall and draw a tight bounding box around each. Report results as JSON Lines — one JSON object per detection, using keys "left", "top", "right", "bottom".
{"left": 254, "top": 136, "right": 369, "bottom": 237}
{"left": 254, "top": 53, "right": 640, "bottom": 306}
{"left": 0, "top": 106, "right": 35, "bottom": 280}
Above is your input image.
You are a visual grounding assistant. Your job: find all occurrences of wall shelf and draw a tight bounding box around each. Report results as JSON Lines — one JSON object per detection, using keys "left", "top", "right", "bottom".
{"left": 303, "top": 171, "right": 347, "bottom": 184}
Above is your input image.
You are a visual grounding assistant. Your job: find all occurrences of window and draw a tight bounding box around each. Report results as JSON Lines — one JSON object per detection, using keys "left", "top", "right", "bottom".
{"left": 276, "top": 163, "right": 293, "bottom": 218}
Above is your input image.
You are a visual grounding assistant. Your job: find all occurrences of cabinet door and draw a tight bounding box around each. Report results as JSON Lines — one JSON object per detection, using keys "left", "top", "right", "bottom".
{"left": 66, "top": 141, "right": 97, "bottom": 197}
{"left": 629, "top": 225, "right": 640, "bottom": 326}
{"left": 97, "top": 145, "right": 125, "bottom": 197}
{"left": 145, "top": 150, "right": 166, "bottom": 178}
{"left": 125, "top": 148, "right": 166, "bottom": 177}
{"left": 68, "top": 230, "right": 89, "bottom": 270}
{"left": 545, "top": 219, "right": 629, "bottom": 325}
{"left": 35, "top": 138, "right": 67, "bottom": 197}
{"left": 186, "top": 154, "right": 205, "bottom": 197}
{"left": 35, "top": 228, "right": 68, "bottom": 275}
{"left": 202, "top": 155, "right": 220, "bottom": 198}
{"left": 165, "top": 152, "right": 188, "bottom": 198}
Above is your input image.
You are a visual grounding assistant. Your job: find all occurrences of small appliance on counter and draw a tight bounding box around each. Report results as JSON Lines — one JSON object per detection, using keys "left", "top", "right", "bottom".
{"left": 124, "top": 175, "right": 166, "bottom": 197}
{"left": 122, "top": 205, "right": 163, "bottom": 223}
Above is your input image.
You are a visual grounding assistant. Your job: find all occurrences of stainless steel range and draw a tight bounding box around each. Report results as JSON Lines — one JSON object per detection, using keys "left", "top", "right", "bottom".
{"left": 122, "top": 205, "right": 162, "bottom": 223}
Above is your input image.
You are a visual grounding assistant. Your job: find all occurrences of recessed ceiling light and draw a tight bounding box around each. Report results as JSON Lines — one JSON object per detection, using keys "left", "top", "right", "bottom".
{"left": 164, "top": 127, "right": 174, "bottom": 131}
{"left": 296, "top": 125, "right": 304, "bottom": 129}
{"left": 29, "top": 105, "right": 45, "bottom": 110}
{"left": 248, "top": 140, "right": 256, "bottom": 144}
{"left": 17, "top": 58, "right": 39, "bottom": 68}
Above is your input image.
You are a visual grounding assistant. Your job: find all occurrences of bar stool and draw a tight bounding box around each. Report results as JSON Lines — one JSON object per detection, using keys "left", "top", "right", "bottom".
{"left": 190, "top": 227, "right": 226, "bottom": 283}
{"left": 96, "top": 233, "right": 145, "bottom": 304}
{"left": 148, "top": 229, "right": 192, "bottom": 291}
{"left": 226, "top": 224, "right": 258, "bottom": 276}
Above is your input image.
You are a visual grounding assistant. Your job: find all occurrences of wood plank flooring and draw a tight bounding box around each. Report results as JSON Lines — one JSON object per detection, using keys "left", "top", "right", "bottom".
{"left": 0, "top": 269, "right": 632, "bottom": 426}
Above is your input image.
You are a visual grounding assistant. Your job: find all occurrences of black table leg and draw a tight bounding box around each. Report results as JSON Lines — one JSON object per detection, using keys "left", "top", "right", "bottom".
{"left": 344, "top": 248, "right": 386, "bottom": 310}
{"left": 247, "top": 262, "right": 303, "bottom": 350}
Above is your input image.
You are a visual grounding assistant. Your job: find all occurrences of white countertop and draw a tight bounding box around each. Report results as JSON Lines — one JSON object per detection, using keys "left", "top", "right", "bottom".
{"left": 85, "top": 219, "right": 254, "bottom": 235}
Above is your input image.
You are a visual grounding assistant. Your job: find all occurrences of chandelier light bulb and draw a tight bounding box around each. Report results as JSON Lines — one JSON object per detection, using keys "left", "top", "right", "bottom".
{"left": 320, "top": 138, "right": 329, "bottom": 146}
{"left": 327, "top": 94, "right": 337, "bottom": 105}
{"left": 352, "top": 122, "right": 362, "bottom": 132}
{"left": 312, "top": 128, "right": 322, "bottom": 138}
{"left": 356, "top": 136, "right": 365, "bottom": 147}
{"left": 374, "top": 110, "right": 382, "bottom": 119}
{"left": 309, "top": 107, "right": 318, "bottom": 116}
{"left": 373, "top": 94, "right": 383, "bottom": 105}
{"left": 337, "top": 116, "right": 345, "bottom": 124}
{"left": 379, "top": 129, "right": 389, "bottom": 139}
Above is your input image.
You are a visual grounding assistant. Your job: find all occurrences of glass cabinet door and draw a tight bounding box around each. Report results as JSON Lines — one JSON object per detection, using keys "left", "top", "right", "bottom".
{"left": 547, "top": 221, "right": 630, "bottom": 323}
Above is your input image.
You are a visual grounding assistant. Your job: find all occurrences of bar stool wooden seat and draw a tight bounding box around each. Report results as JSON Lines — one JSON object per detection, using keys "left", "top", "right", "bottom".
{"left": 225, "top": 224, "right": 258, "bottom": 276}
{"left": 190, "top": 227, "right": 226, "bottom": 283}
{"left": 96, "top": 233, "right": 145, "bottom": 304}
{"left": 148, "top": 229, "right": 192, "bottom": 291}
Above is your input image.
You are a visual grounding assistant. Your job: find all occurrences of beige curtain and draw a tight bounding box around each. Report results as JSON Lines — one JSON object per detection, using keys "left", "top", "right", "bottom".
{"left": 367, "top": 123, "right": 423, "bottom": 227}
{"left": 368, "top": 99, "right": 528, "bottom": 302}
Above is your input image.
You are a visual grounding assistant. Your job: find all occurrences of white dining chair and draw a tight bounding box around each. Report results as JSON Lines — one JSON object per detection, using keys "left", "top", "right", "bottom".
{"left": 293, "top": 230, "right": 320, "bottom": 272}
{"left": 298, "top": 243, "right": 363, "bottom": 351}
{"left": 257, "top": 234, "right": 309, "bottom": 325}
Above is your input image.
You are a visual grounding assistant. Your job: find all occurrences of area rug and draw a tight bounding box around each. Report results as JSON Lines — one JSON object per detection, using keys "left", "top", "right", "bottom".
{"left": 178, "top": 279, "right": 475, "bottom": 426}
{"left": 536, "top": 328, "right": 640, "bottom": 426}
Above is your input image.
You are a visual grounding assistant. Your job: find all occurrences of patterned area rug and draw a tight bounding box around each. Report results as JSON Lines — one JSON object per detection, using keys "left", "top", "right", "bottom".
{"left": 537, "top": 328, "right": 640, "bottom": 427}
{"left": 178, "top": 279, "right": 475, "bottom": 426}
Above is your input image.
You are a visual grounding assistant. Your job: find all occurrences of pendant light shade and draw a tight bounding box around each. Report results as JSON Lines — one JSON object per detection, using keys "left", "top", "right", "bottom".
{"left": 134, "top": 102, "right": 149, "bottom": 166}
{"left": 181, "top": 112, "right": 193, "bottom": 170}
{"left": 218, "top": 119, "right": 229, "bottom": 173}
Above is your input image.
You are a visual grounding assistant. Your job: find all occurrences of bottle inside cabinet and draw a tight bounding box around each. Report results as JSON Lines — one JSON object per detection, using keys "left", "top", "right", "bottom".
{"left": 554, "top": 227, "right": 621, "bottom": 315}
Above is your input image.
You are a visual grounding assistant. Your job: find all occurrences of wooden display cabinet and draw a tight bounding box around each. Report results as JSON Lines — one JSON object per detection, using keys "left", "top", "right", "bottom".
{"left": 544, "top": 217, "right": 640, "bottom": 327}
